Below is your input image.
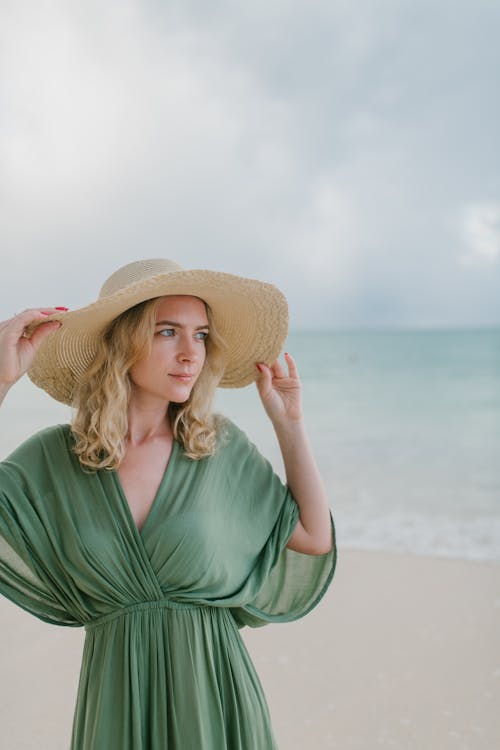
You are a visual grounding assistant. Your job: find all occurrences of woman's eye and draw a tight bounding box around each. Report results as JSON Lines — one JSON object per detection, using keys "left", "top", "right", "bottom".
{"left": 158, "top": 329, "right": 208, "bottom": 340}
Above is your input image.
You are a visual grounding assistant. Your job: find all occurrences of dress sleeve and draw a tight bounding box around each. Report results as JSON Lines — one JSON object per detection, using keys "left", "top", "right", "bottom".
{"left": 218, "top": 418, "right": 337, "bottom": 630}
{"left": 0, "top": 428, "right": 82, "bottom": 627}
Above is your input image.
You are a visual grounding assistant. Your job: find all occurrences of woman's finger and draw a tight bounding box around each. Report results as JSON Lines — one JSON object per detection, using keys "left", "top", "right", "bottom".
{"left": 254, "top": 364, "right": 273, "bottom": 402}
{"left": 28, "top": 320, "right": 62, "bottom": 349}
{"left": 269, "top": 358, "right": 286, "bottom": 379}
{"left": 2, "top": 308, "right": 65, "bottom": 337}
{"left": 284, "top": 352, "right": 299, "bottom": 379}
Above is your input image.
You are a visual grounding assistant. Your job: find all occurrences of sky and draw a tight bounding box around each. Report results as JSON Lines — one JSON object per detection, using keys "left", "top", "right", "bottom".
{"left": 1, "top": 0, "right": 499, "bottom": 330}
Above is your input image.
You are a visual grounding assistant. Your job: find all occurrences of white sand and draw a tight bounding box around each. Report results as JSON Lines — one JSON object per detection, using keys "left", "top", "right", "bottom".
{"left": 244, "top": 549, "right": 500, "bottom": 750}
{"left": 1, "top": 548, "right": 499, "bottom": 749}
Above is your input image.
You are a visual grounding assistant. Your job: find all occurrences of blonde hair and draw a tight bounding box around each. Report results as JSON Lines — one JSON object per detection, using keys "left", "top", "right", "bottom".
{"left": 70, "top": 296, "right": 229, "bottom": 471}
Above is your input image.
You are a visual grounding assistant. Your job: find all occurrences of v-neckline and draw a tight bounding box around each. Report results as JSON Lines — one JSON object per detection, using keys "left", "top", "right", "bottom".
{"left": 111, "top": 438, "right": 179, "bottom": 537}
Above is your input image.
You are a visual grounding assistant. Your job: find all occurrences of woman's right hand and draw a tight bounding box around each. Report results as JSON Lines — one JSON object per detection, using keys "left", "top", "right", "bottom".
{"left": 0, "top": 308, "right": 64, "bottom": 390}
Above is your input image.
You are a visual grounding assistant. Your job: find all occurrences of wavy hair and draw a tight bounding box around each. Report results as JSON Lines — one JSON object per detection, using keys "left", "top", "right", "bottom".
{"left": 70, "top": 296, "right": 229, "bottom": 471}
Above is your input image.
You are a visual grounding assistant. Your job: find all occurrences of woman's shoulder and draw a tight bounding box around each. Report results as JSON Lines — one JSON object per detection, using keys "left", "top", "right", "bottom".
{"left": 1, "top": 423, "right": 72, "bottom": 469}
{"left": 213, "top": 412, "right": 249, "bottom": 444}
{"left": 212, "top": 412, "right": 259, "bottom": 460}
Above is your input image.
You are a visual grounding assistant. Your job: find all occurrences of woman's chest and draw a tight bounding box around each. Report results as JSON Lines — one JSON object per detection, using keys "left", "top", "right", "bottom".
{"left": 117, "top": 439, "right": 174, "bottom": 532}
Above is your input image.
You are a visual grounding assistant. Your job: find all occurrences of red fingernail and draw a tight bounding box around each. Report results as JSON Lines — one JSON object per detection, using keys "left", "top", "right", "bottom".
{"left": 55, "top": 306, "right": 69, "bottom": 310}
{"left": 41, "top": 312, "right": 50, "bottom": 315}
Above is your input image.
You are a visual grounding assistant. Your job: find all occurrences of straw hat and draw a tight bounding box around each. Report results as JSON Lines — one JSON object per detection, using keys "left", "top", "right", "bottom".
{"left": 26, "top": 259, "right": 289, "bottom": 405}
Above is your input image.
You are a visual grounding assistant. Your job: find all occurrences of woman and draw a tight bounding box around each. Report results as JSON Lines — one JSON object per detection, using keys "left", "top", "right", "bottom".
{"left": 0, "top": 258, "right": 336, "bottom": 749}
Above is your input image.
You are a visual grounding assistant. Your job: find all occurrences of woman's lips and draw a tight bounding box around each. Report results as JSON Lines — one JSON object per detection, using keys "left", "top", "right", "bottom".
{"left": 169, "top": 374, "right": 194, "bottom": 382}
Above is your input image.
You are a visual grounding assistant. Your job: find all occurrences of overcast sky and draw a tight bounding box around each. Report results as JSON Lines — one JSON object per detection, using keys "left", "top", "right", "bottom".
{"left": 1, "top": 0, "right": 499, "bottom": 329}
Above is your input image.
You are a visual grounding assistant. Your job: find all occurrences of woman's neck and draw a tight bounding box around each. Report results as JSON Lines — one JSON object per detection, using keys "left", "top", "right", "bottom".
{"left": 126, "top": 402, "right": 172, "bottom": 446}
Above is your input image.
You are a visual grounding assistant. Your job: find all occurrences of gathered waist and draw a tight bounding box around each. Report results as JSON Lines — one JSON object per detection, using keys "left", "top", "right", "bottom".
{"left": 84, "top": 597, "right": 214, "bottom": 631}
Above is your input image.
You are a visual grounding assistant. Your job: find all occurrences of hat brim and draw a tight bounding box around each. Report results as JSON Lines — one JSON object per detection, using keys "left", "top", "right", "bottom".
{"left": 27, "top": 269, "right": 288, "bottom": 405}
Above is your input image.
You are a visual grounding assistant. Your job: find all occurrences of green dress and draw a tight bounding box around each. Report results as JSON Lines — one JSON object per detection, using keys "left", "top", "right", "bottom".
{"left": 0, "top": 415, "right": 336, "bottom": 749}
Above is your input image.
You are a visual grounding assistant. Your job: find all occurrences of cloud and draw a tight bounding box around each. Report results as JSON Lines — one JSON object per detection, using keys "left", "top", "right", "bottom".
{"left": 459, "top": 202, "right": 500, "bottom": 267}
{"left": 0, "top": 2, "right": 299, "bottom": 264}
{"left": 1, "top": 0, "right": 499, "bottom": 326}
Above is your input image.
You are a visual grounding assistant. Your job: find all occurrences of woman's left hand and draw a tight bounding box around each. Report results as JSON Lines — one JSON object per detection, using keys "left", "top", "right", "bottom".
{"left": 255, "top": 352, "right": 303, "bottom": 425}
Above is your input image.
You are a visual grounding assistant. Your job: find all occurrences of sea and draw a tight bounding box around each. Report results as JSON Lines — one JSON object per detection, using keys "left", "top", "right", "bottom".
{"left": 1, "top": 328, "right": 499, "bottom": 565}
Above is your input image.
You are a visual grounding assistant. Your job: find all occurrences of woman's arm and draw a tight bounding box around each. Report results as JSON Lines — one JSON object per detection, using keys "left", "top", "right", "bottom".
{"left": 255, "top": 352, "right": 333, "bottom": 556}
{"left": 273, "top": 417, "right": 332, "bottom": 555}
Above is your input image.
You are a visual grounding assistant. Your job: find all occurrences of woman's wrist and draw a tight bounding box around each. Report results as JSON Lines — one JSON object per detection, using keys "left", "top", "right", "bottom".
{"left": 271, "top": 414, "right": 305, "bottom": 435}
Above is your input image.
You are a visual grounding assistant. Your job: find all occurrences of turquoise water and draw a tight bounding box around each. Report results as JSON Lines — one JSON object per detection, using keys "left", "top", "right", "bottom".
{"left": 2, "top": 329, "right": 499, "bottom": 563}
{"left": 215, "top": 328, "right": 500, "bottom": 564}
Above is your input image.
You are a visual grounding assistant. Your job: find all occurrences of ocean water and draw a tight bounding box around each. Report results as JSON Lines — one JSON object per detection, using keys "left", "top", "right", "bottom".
{"left": 219, "top": 328, "right": 500, "bottom": 565}
{"left": 1, "top": 329, "right": 499, "bottom": 564}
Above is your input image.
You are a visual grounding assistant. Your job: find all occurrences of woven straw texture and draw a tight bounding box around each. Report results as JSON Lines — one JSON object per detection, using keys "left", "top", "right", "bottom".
{"left": 27, "top": 261, "right": 289, "bottom": 405}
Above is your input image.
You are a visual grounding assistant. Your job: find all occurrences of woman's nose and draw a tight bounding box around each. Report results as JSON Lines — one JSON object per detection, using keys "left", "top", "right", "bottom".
{"left": 177, "top": 336, "right": 197, "bottom": 360}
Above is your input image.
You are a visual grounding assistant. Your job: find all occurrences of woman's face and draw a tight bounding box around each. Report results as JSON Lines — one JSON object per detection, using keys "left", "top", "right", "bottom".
{"left": 128, "top": 295, "right": 209, "bottom": 406}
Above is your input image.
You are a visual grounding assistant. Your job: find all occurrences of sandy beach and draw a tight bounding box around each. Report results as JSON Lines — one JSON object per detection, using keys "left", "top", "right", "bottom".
{"left": 0, "top": 547, "right": 498, "bottom": 749}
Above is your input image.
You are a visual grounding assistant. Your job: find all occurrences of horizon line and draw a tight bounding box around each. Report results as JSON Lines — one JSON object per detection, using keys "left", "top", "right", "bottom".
{"left": 287, "top": 323, "right": 500, "bottom": 333}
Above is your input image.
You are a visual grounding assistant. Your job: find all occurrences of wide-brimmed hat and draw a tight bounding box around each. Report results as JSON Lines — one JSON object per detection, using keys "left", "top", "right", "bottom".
{"left": 26, "top": 258, "right": 288, "bottom": 405}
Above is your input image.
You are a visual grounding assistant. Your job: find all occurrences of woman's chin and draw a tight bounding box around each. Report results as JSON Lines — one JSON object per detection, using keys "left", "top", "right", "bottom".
{"left": 170, "top": 396, "right": 191, "bottom": 404}
{"left": 168, "top": 386, "right": 195, "bottom": 404}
